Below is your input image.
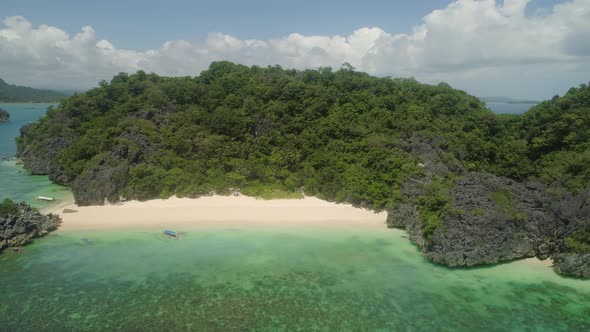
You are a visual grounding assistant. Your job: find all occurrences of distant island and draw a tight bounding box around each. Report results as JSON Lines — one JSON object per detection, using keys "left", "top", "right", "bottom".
{"left": 0, "top": 78, "right": 68, "bottom": 103}
{"left": 0, "top": 108, "right": 9, "bottom": 122}
{"left": 16, "top": 62, "right": 590, "bottom": 277}
{"left": 480, "top": 96, "right": 541, "bottom": 104}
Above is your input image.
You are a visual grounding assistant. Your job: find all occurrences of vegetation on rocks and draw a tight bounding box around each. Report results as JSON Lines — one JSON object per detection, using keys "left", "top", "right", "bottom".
{"left": 17, "top": 62, "right": 500, "bottom": 207}
{"left": 0, "top": 198, "right": 19, "bottom": 215}
{"left": 565, "top": 229, "right": 590, "bottom": 254}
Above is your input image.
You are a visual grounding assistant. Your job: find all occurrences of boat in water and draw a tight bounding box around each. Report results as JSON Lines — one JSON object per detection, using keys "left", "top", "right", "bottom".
{"left": 36, "top": 196, "right": 55, "bottom": 202}
{"left": 162, "top": 230, "right": 177, "bottom": 238}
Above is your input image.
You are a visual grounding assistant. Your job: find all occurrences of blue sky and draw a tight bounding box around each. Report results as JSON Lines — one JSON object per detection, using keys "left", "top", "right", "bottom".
{"left": 2, "top": 0, "right": 568, "bottom": 50}
{"left": 0, "top": 0, "right": 588, "bottom": 99}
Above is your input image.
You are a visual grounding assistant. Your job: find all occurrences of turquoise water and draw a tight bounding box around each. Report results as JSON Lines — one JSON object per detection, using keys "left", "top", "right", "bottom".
{"left": 0, "top": 227, "right": 589, "bottom": 331}
{"left": 486, "top": 102, "right": 537, "bottom": 114}
{"left": 0, "top": 160, "right": 71, "bottom": 208}
{"left": 0, "top": 103, "right": 71, "bottom": 208}
{"left": 0, "top": 103, "right": 54, "bottom": 158}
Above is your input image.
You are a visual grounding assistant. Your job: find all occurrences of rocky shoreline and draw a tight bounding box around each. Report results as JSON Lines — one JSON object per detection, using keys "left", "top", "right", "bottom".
{"left": 16, "top": 129, "right": 590, "bottom": 277}
{"left": 387, "top": 138, "right": 590, "bottom": 278}
{"left": 12, "top": 67, "right": 590, "bottom": 278}
{"left": 0, "top": 201, "right": 62, "bottom": 252}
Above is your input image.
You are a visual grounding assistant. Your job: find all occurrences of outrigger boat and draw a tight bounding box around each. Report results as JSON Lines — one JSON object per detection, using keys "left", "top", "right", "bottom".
{"left": 162, "top": 230, "right": 177, "bottom": 238}
{"left": 36, "top": 196, "right": 55, "bottom": 202}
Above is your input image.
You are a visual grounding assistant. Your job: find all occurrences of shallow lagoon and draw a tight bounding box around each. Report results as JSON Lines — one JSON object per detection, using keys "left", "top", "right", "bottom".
{"left": 0, "top": 103, "right": 71, "bottom": 208}
{"left": 1, "top": 227, "right": 589, "bottom": 331}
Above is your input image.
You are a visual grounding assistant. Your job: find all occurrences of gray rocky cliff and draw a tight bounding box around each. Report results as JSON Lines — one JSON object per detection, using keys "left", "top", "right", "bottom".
{"left": 427, "top": 173, "right": 553, "bottom": 266}
{"left": 388, "top": 136, "right": 590, "bottom": 277}
{"left": 17, "top": 123, "right": 70, "bottom": 177}
{"left": 0, "top": 202, "right": 62, "bottom": 251}
{"left": 17, "top": 110, "right": 163, "bottom": 206}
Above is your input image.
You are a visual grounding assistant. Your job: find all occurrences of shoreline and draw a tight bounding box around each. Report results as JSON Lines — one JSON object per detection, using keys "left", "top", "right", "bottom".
{"left": 45, "top": 194, "right": 555, "bottom": 268}
{"left": 47, "top": 195, "right": 389, "bottom": 232}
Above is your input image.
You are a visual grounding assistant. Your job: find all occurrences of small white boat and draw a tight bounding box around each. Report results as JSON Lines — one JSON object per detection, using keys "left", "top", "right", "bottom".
{"left": 37, "top": 196, "right": 55, "bottom": 202}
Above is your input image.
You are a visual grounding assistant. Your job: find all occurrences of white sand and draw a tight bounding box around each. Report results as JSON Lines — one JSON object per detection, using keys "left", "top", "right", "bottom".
{"left": 520, "top": 257, "right": 554, "bottom": 267}
{"left": 45, "top": 195, "right": 556, "bottom": 269}
{"left": 46, "top": 195, "right": 388, "bottom": 232}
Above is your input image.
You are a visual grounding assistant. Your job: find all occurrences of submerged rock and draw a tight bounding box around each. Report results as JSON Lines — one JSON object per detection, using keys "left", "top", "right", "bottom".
{"left": 0, "top": 202, "right": 62, "bottom": 252}
{"left": 80, "top": 238, "right": 94, "bottom": 246}
{"left": 0, "top": 108, "right": 9, "bottom": 122}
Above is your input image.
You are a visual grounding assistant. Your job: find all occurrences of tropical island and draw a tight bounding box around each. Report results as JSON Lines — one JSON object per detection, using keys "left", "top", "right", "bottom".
{"left": 0, "top": 108, "right": 9, "bottom": 122}
{"left": 0, "top": 78, "right": 68, "bottom": 103}
{"left": 15, "top": 62, "right": 590, "bottom": 277}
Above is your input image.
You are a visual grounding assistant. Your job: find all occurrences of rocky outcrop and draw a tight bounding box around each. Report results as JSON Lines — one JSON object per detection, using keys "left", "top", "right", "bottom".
{"left": 17, "top": 123, "right": 71, "bottom": 178}
{"left": 0, "top": 202, "right": 62, "bottom": 252}
{"left": 388, "top": 137, "right": 590, "bottom": 277}
{"left": 388, "top": 171, "right": 590, "bottom": 276}
{"left": 0, "top": 108, "right": 9, "bottom": 122}
{"left": 553, "top": 253, "right": 590, "bottom": 278}
{"left": 70, "top": 150, "right": 130, "bottom": 205}
{"left": 17, "top": 109, "right": 162, "bottom": 205}
{"left": 430, "top": 173, "right": 555, "bottom": 266}
{"left": 388, "top": 172, "right": 556, "bottom": 265}
{"left": 69, "top": 125, "right": 160, "bottom": 205}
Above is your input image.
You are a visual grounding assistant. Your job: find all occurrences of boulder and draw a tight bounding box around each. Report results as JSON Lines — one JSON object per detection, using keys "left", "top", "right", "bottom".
{"left": 553, "top": 253, "right": 590, "bottom": 278}
{"left": 0, "top": 202, "right": 62, "bottom": 252}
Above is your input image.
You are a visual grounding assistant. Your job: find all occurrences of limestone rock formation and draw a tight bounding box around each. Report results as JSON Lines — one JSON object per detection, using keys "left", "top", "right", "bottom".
{"left": 0, "top": 202, "right": 62, "bottom": 252}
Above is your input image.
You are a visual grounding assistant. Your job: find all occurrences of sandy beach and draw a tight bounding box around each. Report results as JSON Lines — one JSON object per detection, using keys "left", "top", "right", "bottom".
{"left": 44, "top": 194, "right": 555, "bottom": 267}
{"left": 47, "top": 195, "right": 389, "bottom": 232}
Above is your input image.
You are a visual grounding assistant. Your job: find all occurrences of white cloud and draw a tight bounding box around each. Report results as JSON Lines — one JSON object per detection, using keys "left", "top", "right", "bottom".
{"left": 1, "top": 0, "right": 589, "bottom": 99}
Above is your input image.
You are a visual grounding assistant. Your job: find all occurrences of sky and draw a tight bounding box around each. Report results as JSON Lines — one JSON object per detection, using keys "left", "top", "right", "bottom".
{"left": 1, "top": 0, "right": 589, "bottom": 99}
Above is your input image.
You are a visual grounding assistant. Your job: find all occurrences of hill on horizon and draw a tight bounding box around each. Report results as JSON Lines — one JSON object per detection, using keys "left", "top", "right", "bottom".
{"left": 0, "top": 78, "right": 69, "bottom": 103}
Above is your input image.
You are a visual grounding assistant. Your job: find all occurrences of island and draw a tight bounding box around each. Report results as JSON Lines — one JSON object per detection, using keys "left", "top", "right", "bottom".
{"left": 0, "top": 78, "right": 68, "bottom": 103}
{"left": 15, "top": 62, "right": 590, "bottom": 277}
{"left": 0, "top": 108, "right": 9, "bottom": 122}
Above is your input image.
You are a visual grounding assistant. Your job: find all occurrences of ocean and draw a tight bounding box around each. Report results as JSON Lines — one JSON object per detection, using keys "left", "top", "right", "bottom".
{"left": 1, "top": 103, "right": 589, "bottom": 331}
{"left": 0, "top": 103, "right": 71, "bottom": 208}
{"left": 486, "top": 102, "right": 538, "bottom": 114}
{"left": 1, "top": 228, "right": 589, "bottom": 331}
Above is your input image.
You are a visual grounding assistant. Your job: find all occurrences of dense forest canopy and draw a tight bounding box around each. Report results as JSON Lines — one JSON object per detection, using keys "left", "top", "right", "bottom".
{"left": 16, "top": 62, "right": 590, "bottom": 211}
{"left": 0, "top": 78, "right": 67, "bottom": 102}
